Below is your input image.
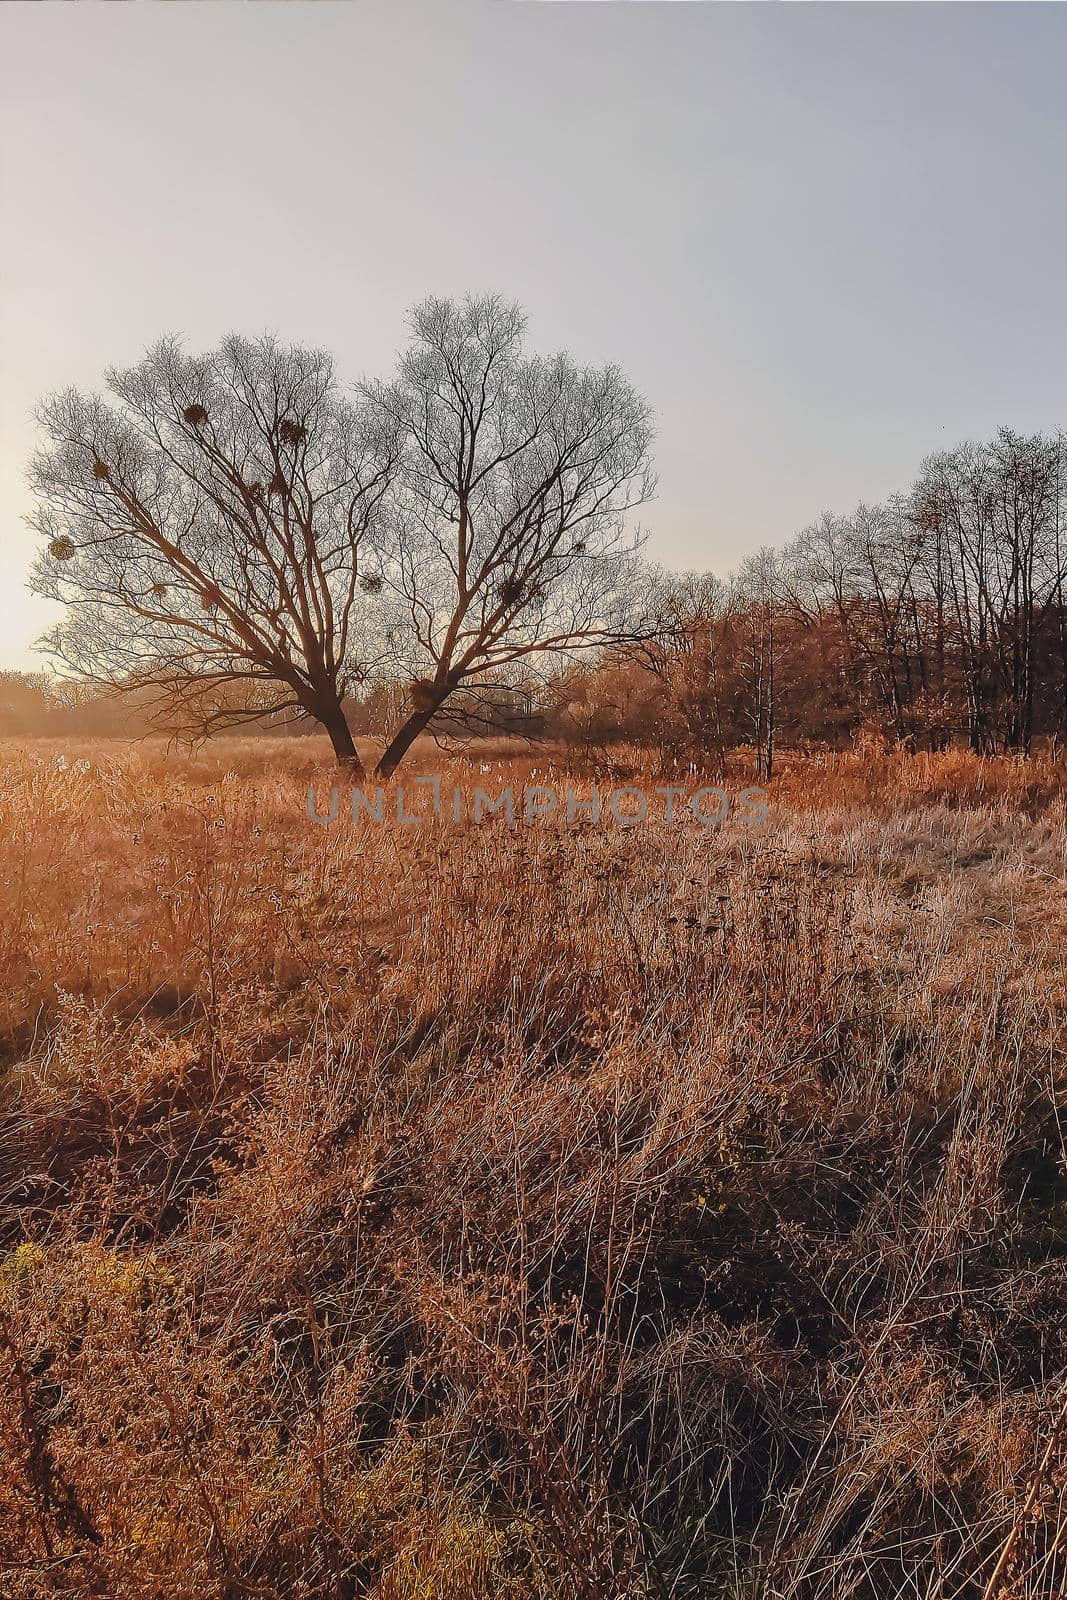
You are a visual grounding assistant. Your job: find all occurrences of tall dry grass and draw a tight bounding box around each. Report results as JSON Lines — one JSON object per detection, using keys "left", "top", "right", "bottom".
{"left": 0, "top": 737, "right": 1065, "bottom": 1598}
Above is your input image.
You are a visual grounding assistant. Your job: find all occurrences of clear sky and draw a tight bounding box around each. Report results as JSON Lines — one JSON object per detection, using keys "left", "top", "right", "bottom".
{"left": 2, "top": 0, "right": 1066, "bottom": 670}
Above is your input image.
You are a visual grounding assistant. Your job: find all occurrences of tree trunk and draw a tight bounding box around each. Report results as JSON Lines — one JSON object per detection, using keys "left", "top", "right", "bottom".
{"left": 763, "top": 604, "right": 775, "bottom": 783}
{"left": 374, "top": 703, "right": 439, "bottom": 781}
{"left": 319, "top": 698, "right": 365, "bottom": 777}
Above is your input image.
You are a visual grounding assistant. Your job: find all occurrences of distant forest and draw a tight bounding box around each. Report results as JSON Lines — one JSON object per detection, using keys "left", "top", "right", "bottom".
{"left": 7, "top": 427, "right": 1067, "bottom": 775}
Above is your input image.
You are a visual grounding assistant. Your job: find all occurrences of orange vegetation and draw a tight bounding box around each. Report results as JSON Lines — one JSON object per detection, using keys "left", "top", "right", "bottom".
{"left": 1, "top": 738, "right": 1065, "bottom": 1598}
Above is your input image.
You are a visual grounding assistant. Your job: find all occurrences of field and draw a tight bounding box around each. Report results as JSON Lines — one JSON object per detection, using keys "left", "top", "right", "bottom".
{"left": 1, "top": 738, "right": 1065, "bottom": 1599}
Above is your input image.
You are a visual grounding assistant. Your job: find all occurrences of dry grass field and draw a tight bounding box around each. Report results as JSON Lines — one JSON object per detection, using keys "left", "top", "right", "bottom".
{"left": 1, "top": 738, "right": 1065, "bottom": 1599}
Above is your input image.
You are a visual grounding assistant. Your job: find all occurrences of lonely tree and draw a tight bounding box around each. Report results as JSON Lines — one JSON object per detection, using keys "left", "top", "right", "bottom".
{"left": 29, "top": 300, "right": 656, "bottom": 776}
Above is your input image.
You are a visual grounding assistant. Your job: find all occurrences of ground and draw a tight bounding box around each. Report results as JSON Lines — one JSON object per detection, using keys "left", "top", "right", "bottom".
{"left": 1, "top": 738, "right": 1065, "bottom": 1598}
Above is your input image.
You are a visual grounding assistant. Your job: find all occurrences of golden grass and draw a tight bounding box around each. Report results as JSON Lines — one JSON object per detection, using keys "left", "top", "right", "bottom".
{"left": 1, "top": 737, "right": 1065, "bottom": 1598}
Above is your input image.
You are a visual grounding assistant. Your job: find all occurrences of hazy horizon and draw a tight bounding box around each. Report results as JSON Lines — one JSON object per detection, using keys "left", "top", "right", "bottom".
{"left": 2, "top": 0, "right": 1066, "bottom": 671}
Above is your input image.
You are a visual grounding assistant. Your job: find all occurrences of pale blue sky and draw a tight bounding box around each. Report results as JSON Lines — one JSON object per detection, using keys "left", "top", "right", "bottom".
{"left": 2, "top": 0, "right": 1065, "bottom": 668}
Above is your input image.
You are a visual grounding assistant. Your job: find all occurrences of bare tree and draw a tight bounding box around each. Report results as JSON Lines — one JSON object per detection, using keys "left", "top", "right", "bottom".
{"left": 735, "top": 547, "right": 786, "bottom": 780}
{"left": 362, "top": 295, "right": 657, "bottom": 779}
{"left": 29, "top": 336, "right": 400, "bottom": 775}
{"left": 911, "top": 430, "right": 1063, "bottom": 753}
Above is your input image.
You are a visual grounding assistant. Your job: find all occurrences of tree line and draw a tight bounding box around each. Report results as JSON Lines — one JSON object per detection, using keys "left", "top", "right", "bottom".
{"left": 628, "top": 427, "right": 1067, "bottom": 773}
